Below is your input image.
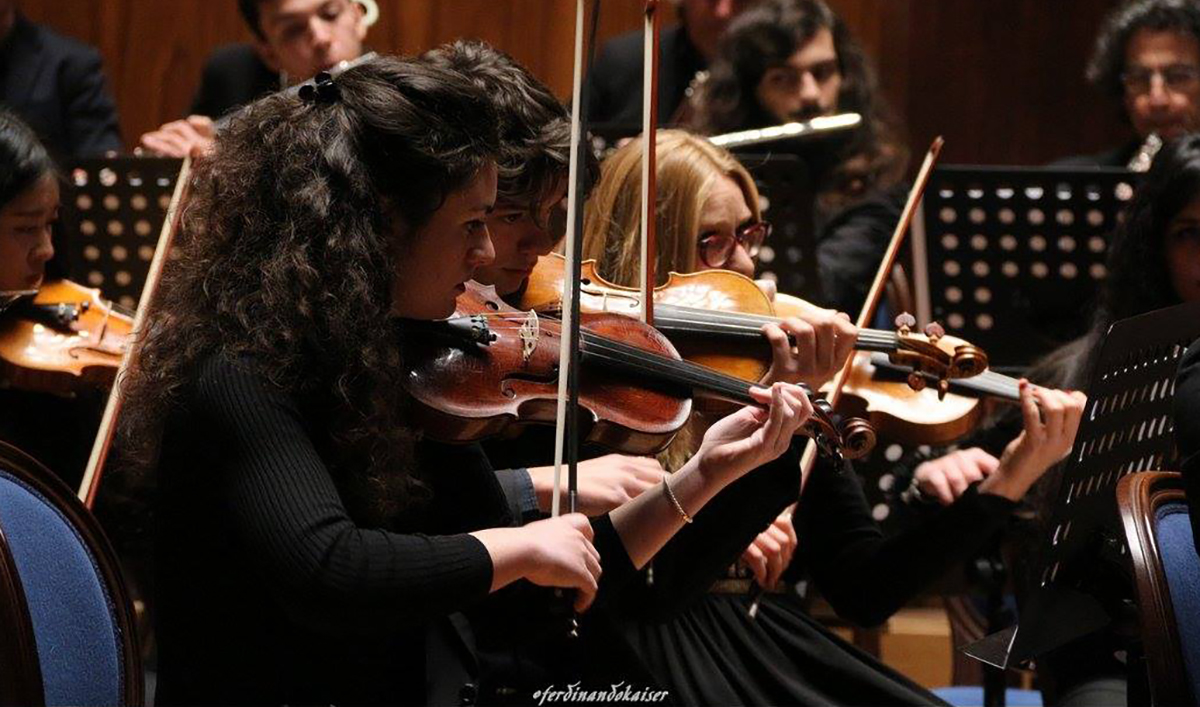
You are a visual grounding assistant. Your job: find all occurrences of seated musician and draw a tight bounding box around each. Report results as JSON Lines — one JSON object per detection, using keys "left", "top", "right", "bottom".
{"left": 0, "top": 0, "right": 122, "bottom": 158}
{"left": 687, "top": 0, "right": 909, "bottom": 316}
{"left": 138, "top": 0, "right": 371, "bottom": 158}
{"left": 580, "top": 129, "right": 1085, "bottom": 706}
{"left": 0, "top": 109, "right": 106, "bottom": 488}
{"left": 116, "top": 55, "right": 821, "bottom": 706}
{"left": 1009, "top": 132, "right": 1200, "bottom": 706}
{"left": 1058, "top": 0, "right": 1200, "bottom": 168}
{"left": 1176, "top": 337, "right": 1200, "bottom": 556}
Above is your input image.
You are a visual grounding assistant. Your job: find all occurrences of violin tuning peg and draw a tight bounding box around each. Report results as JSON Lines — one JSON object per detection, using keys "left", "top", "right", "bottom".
{"left": 924, "top": 322, "right": 945, "bottom": 340}
{"left": 906, "top": 372, "right": 926, "bottom": 392}
{"left": 894, "top": 312, "right": 916, "bottom": 333}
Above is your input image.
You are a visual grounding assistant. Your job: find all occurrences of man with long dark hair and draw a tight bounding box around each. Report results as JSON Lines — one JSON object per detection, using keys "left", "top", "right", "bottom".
{"left": 689, "top": 0, "right": 908, "bottom": 316}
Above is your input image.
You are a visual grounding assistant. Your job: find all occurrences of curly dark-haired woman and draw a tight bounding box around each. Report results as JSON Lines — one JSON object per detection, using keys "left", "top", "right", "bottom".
{"left": 117, "top": 55, "right": 818, "bottom": 706}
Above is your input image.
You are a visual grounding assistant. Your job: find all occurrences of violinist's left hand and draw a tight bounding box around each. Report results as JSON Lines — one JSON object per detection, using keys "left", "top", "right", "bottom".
{"left": 760, "top": 301, "right": 858, "bottom": 390}
{"left": 697, "top": 382, "right": 813, "bottom": 483}
{"left": 980, "top": 381, "right": 1087, "bottom": 501}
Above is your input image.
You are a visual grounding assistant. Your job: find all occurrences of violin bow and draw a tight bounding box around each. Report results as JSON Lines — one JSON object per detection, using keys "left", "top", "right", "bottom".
{"left": 78, "top": 156, "right": 193, "bottom": 508}
{"left": 639, "top": 0, "right": 661, "bottom": 326}
{"left": 798, "top": 136, "right": 945, "bottom": 493}
{"left": 550, "top": 0, "right": 601, "bottom": 523}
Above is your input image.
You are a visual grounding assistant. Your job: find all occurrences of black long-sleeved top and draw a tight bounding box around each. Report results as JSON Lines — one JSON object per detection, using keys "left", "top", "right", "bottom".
{"left": 796, "top": 459, "right": 1017, "bottom": 627}
{"left": 1174, "top": 337, "right": 1200, "bottom": 556}
{"left": 154, "top": 353, "right": 802, "bottom": 705}
{"left": 154, "top": 354, "right": 509, "bottom": 705}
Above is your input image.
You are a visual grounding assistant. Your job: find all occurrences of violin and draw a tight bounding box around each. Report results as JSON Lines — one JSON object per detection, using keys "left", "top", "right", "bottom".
{"left": 523, "top": 254, "right": 988, "bottom": 393}
{"left": 401, "top": 281, "right": 876, "bottom": 460}
{"left": 521, "top": 254, "right": 1008, "bottom": 446}
{"left": 0, "top": 280, "right": 132, "bottom": 396}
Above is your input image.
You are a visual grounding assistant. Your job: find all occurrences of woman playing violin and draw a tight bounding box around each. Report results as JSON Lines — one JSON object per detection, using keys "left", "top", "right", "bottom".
{"left": 581, "top": 128, "right": 1086, "bottom": 706}
{"left": 0, "top": 109, "right": 107, "bottom": 487}
{"left": 117, "top": 55, "right": 818, "bottom": 706}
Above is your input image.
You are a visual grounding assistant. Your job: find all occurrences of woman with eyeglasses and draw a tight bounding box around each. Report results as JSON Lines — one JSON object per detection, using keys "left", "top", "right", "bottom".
{"left": 578, "top": 129, "right": 1084, "bottom": 706}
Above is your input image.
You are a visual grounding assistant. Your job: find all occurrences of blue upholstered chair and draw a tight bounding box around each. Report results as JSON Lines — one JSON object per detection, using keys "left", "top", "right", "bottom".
{"left": 0, "top": 441, "right": 142, "bottom": 706}
{"left": 1118, "top": 471, "right": 1200, "bottom": 707}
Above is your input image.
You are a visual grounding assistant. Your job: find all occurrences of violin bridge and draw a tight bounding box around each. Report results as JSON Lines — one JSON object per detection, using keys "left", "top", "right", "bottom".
{"left": 519, "top": 310, "right": 540, "bottom": 364}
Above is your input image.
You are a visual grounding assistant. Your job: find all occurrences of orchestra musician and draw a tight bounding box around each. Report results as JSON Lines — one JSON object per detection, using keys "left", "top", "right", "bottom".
{"left": 1058, "top": 0, "right": 1200, "bottom": 168}
{"left": 1002, "top": 133, "right": 1200, "bottom": 706}
{"left": 687, "top": 0, "right": 909, "bottom": 316}
{"left": 0, "top": 0, "right": 122, "bottom": 158}
{"left": 585, "top": 0, "right": 758, "bottom": 130}
{"left": 138, "top": 0, "right": 371, "bottom": 158}
{"left": 0, "top": 108, "right": 105, "bottom": 487}
{"left": 579, "top": 129, "right": 1085, "bottom": 706}
{"left": 115, "top": 55, "right": 820, "bottom": 706}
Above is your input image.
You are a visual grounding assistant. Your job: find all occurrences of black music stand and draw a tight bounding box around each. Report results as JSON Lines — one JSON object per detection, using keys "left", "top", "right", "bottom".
{"left": 964, "top": 300, "right": 1200, "bottom": 673}
{"left": 737, "top": 153, "right": 823, "bottom": 304}
{"left": 58, "top": 157, "right": 184, "bottom": 310}
{"left": 912, "top": 166, "right": 1137, "bottom": 369}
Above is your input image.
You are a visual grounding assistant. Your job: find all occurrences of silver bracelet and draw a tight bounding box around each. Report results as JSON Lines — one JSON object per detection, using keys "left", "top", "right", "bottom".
{"left": 662, "top": 478, "right": 693, "bottom": 524}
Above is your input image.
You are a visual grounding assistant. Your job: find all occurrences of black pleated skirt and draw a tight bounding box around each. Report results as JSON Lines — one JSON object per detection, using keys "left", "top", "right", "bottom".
{"left": 612, "top": 591, "right": 950, "bottom": 707}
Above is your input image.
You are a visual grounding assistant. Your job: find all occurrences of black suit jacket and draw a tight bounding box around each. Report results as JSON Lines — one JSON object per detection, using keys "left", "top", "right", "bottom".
{"left": 0, "top": 14, "right": 121, "bottom": 159}
{"left": 188, "top": 43, "right": 279, "bottom": 120}
{"left": 585, "top": 23, "right": 706, "bottom": 132}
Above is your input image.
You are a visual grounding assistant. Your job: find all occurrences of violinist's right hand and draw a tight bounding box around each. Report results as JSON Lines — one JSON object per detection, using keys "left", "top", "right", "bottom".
{"left": 138, "top": 115, "right": 216, "bottom": 158}
{"left": 913, "top": 447, "right": 1000, "bottom": 506}
{"left": 740, "top": 505, "right": 798, "bottom": 589}
{"left": 470, "top": 513, "right": 602, "bottom": 611}
{"left": 760, "top": 301, "right": 858, "bottom": 390}
{"left": 528, "top": 454, "right": 668, "bottom": 516}
{"left": 697, "top": 382, "right": 814, "bottom": 483}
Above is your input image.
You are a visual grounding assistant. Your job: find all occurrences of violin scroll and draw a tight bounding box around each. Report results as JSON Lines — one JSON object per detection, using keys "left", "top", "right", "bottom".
{"left": 891, "top": 311, "right": 989, "bottom": 401}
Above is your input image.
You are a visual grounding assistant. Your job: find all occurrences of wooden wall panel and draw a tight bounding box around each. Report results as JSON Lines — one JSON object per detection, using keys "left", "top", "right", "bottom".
{"left": 15, "top": 0, "right": 1129, "bottom": 166}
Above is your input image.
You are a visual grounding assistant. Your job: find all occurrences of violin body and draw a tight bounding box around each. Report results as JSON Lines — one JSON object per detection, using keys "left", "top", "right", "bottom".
{"left": 522, "top": 252, "right": 774, "bottom": 384}
{"left": 403, "top": 282, "right": 692, "bottom": 455}
{"left": 0, "top": 280, "right": 132, "bottom": 396}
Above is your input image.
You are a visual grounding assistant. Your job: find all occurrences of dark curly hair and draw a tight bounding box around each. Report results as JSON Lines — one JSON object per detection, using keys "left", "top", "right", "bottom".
{"left": 118, "top": 55, "right": 500, "bottom": 524}
{"left": 0, "top": 109, "right": 57, "bottom": 209}
{"left": 693, "top": 0, "right": 907, "bottom": 205}
{"left": 422, "top": 40, "right": 591, "bottom": 221}
{"left": 1087, "top": 0, "right": 1200, "bottom": 103}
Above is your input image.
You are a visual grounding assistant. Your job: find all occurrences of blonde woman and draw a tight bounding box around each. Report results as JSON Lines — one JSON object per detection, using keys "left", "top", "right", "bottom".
{"left": 580, "top": 130, "right": 1085, "bottom": 706}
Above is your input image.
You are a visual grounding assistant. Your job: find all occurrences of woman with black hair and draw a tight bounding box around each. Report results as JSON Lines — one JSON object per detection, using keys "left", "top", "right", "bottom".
{"left": 116, "top": 54, "right": 818, "bottom": 706}
{"left": 0, "top": 109, "right": 107, "bottom": 487}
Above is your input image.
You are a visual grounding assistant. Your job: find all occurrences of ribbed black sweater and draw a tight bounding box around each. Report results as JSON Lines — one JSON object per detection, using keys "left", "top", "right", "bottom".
{"left": 154, "top": 354, "right": 508, "bottom": 705}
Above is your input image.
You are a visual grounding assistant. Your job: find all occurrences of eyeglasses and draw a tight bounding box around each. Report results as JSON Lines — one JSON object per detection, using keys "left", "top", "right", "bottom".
{"left": 1121, "top": 64, "right": 1200, "bottom": 94}
{"left": 697, "top": 221, "right": 772, "bottom": 268}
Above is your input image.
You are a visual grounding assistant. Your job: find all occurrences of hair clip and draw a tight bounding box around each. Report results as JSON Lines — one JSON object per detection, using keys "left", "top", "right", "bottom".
{"left": 299, "top": 72, "right": 340, "bottom": 105}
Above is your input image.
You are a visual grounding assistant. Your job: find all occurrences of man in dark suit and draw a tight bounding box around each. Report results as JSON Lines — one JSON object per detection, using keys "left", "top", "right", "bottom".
{"left": 0, "top": 1, "right": 121, "bottom": 159}
{"left": 139, "top": 0, "right": 369, "bottom": 157}
{"left": 585, "top": 0, "right": 757, "bottom": 133}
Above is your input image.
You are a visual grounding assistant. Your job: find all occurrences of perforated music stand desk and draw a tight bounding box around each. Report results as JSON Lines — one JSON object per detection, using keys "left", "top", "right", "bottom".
{"left": 912, "top": 166, "right": 1137, "bottom": 369}
{"left": 58, "top": 157, "right": 184, "bottom": 311}
{"left": 735, "top": 153, "right": 823, "bottom": 304}
{"left": 964, "top": 299, "right": 1200, "bottom": 669}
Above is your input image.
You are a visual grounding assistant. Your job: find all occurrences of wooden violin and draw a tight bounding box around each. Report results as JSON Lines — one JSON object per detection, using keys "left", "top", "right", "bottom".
{"left": 522, "top": 253, "right": 989, "bottom": 396}
{"left": 401, "top": 281, "right": 876, "bottom": 460}
{"left": 0, "top": 280, "right": 132, "bottom": 396}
